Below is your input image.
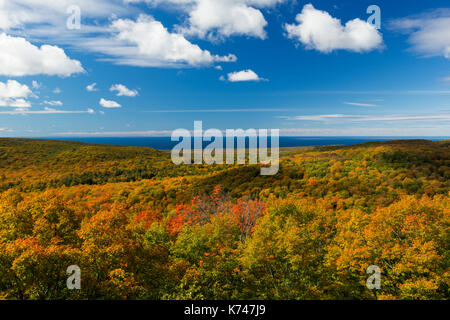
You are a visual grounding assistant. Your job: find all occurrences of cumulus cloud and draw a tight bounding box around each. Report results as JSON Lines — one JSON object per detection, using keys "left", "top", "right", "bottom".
{"left": 99, "top": 98, "right": 121, "bottom": 108}
{"left": 179, "top": 0, "right": 268, "bottom": 39}
{"left": 0, "top": 99, "right": 30, "bottom": 108}
{"left": 0, "top": 80, "right": 32, "bottom": 107}
{"left": 129, "top": 0, "right": 286, "bottom": 40}
{"left": 110, "top": 84, "right": 138, "bottom": 97}
{"left": 86, "top": 83, "right": 99, "bottom": 92}
{"left": 226, "top": 69, "right": 267, "bottom": 82}
{"left": 97, "top": 15, "right": 237, "bottom": 67}
{"left": 0, "top": 80, "right": 31, "bottom": 98}
{"left": 390, "top": 9, "right": 450, "bottom": 59}
{"left": 1, "top": 2, "right": 239, "bottom": 69}
{"left": 285, "top": 4, "right": 383, "bottom": 53}
{"left": 0, "top": 33, "right": 84, "bottom": 77}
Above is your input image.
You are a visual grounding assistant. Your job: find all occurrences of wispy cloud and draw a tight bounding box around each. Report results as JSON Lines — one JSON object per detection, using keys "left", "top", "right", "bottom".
{"left": 32, "top": 81, "right": 41, "bottom": 89}
{"left": 280, "top": 113, "right": 450, "bottom": 122}
{"left": 144, "top": 108, "right": 293, "bottom": 113}
{"left": 54, "top": 126, "right": 450, "bottom": 138}
{"left": 279, "top": 90, "right": 450, "bottom": 95}
{"left": 0, "top": 108, "right": 94, "bottom": 115}
{"left": 390, "top": 8, "right": 450, "bottom": 59}
{"left": 55, "top": 130, "right": 174, "bottom": 137}
{"left": 278, "top": 127, "right": 450, "bottom": 137}
{"left": 43, "top": 100, "right": 63, "bottom": 106}
{"left": 344, "top": 102, "right": 378, "bottom": 107}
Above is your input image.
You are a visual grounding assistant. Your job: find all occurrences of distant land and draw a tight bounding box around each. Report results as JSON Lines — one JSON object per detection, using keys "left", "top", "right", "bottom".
{"left": 40, "top": 136, "right": 450, "bottom": 150}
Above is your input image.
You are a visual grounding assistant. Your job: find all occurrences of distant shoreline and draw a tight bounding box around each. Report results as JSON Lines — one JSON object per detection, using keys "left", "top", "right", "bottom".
{"left": 1, "top": 136, "right": 448, "bottom": 151}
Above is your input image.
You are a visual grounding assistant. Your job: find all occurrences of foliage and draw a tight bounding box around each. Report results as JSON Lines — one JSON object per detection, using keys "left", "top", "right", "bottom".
{"left": 0, "top": 138, "right": 448, "bottom": 300}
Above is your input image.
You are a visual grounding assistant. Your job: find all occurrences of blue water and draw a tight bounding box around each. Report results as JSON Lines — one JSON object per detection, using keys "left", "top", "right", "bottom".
{"left": 49, "top": 136, "right": 449, "bottom": 150}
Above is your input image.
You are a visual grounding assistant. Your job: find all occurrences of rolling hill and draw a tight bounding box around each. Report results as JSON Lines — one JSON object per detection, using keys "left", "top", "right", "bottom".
{"left": 0, "top": 138, "right": 448, "bottom": 300}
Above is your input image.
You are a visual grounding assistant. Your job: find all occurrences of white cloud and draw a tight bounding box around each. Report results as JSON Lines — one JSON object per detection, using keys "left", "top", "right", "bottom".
{"left": 0, "top": 98, "right": 30, "bottom": 108}
{"left": 344, "top": 102, "right": 378, "bottom": 107}
{"left": 0, "top": 80, "right": 32, "bottom": 98}
{"left": 93, "top": 15, "right": 237, "bottom": 67}
{"left": 86, "top": 83, "right": 99, "bottom": 92}
{"left": 0, "top": 108, "right": 94, "bottom": 115}
{"left": 214, "top": 54, "right": 238, "bottom": 63}
{"left": 285, "top": 4, "right": 383, "bottom": 53}
{"left": 99, "top": 98, "right": 121, "bottom": 108}
{"left": 0, "top": 80, "right": 32, "bottom": 107}
{"left": 226, "top": 69, "right": 267, "bottom": 82}
{"left": 32, "top": 80, "right": 41, "bottom": 89}
{"left": 278, "top": 127, "right": 450, "bottom": 137}
{"left": 1, "top": 2, "right": 239, "bottom": 69}
{"left": 0, "top": 1, "right": 126, "bottom": 31}
{"left": 145, "top": 107, "right": 289, "bottom": 112}
{"left": 179, "top": 0, "right": 268, "bottom": 39}
{"left": 130, "top": 0, "right": 286, "bottom": 40}
{"left": 44, "top": 100, "right": 63, "bottom": 106}
{"left": 53, "top": 88, "right": 61, "bottom": 94}
{"left": 440, "top": 77, "right": 450, "bottom": 86}
{"left": 390, "top": 9, "right": 450, "bottom": 59}
{"left": 110, "top": 84, "right": 138, "bottom": 97}
{"left": 54, "top": 125, "right": 450, "bottom": 137}
{"left": 55, "top": 129, "right": 177, "bottom": 137}
{"left": 281, "top": 114, "right": 450, "bottom": 122}
{"left": 284, "top": 89, "right": 450, "bottom": 95}
{"left": 0, "top": 33, "right": 85, "bottom": 77}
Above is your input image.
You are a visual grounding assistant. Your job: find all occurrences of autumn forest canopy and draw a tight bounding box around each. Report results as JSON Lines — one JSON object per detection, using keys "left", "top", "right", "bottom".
{"left": 0, "top": 138, "right": 448, "bottom": 300}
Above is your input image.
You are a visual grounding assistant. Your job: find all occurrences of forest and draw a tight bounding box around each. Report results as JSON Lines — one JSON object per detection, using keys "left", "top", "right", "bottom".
{"left": 0, "top": 138, "right": 448, "bottom": 300}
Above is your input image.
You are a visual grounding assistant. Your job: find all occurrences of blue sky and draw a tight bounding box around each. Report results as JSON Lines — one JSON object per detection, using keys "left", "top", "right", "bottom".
{"left": 0, "top": 0, "right": 449, "bottom": 137}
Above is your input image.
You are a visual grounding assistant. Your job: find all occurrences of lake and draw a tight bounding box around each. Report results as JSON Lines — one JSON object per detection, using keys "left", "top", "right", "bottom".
{"left": 49, "top": 136, "right": 449, "bottom": 150}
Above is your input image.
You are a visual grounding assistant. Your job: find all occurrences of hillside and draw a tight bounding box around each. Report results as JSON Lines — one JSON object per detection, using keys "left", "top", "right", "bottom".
{"left": 0, "top": 138, "right": 448, "bottom": 300}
